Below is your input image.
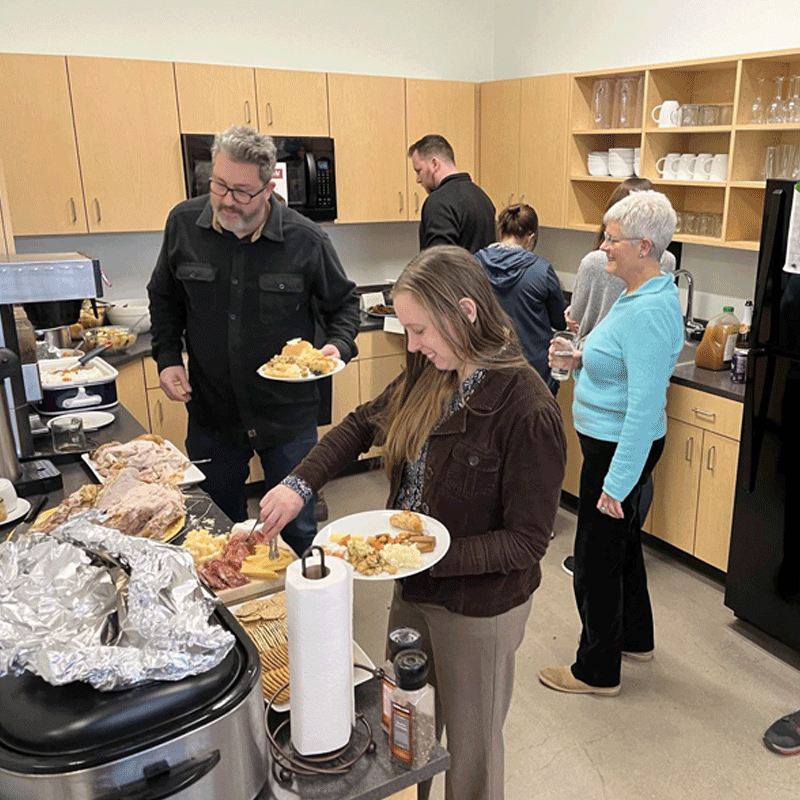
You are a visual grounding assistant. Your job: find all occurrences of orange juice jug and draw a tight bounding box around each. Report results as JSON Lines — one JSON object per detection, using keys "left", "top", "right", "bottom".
{"left": 695, "top": 306, "right": 740, "bottom": 370}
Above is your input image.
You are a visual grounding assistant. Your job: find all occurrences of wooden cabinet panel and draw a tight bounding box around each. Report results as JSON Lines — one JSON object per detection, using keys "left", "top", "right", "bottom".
{"left": 0, "top": 54, "right": 87, "bottom": 235}
{"left": 328, "top": 73, "right": 407, "bottom": 222}
{"left": 359, "top": 353, "right": 404, "bottom": 459}
{"left": 405, "top": 79, "right": 477, "bottom": 221}
{"left": 694, "top": 432, "right": 739, "bottom": 571}
{"left": 174, "top": 62, "right": 256, "bottom": 133}
{"left": 479, "top": 79, "right": 520, "bottom": 212}
{"left": 0, "top": 160, "right": 14, "bottom": 255}
{"left": 115, "top": 361, "right": 150, "bottom": 431}
{"left": 255, "top": 69, "right": 329, "bottom": 137}
{"left": 519, "top": 74, "right": 569, "bottom": 227}
{"left": 650, "top": 418, "right": 702, "bottom": 552}
{"left": 147, "top": 388, "right": 188, "bottom": 455}
{"left": 555, "top": 377, "right": 582, "bottom": 498}
{"left": 67, "top": 56, "right": 184, "bottom": 232}
{"left": 317, "top": 362, "right": 361, "bottom": 439}
{"left": 664, "top": 384, "right": 743, "bottom": 439}
{"left": 356, "top": 331, "right": 406, "bottom": 360}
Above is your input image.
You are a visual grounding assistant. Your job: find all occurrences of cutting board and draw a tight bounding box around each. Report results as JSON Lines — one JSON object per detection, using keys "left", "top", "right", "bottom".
{"left": 215, "top": 572, "right": 288, "bottom": 605}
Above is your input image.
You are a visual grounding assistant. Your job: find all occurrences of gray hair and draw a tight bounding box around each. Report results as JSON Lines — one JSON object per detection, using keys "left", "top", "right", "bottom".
{"left": 603, "top": 189, "right": 676, "bottom": 261}
{"left": 211, "top": 125, "right": 277, "bottom": 185}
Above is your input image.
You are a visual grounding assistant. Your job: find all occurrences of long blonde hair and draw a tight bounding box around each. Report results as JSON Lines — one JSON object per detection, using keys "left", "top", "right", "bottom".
{"left": 381, "top": 246, "right": 528, "bottom": 472}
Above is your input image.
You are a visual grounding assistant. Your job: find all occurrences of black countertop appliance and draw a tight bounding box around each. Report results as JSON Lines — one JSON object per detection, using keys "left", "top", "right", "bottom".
{"left": 725, "top": 179, "right": 800, "bottom": 650}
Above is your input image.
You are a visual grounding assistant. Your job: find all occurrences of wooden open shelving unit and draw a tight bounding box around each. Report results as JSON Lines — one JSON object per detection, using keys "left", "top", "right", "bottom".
{"left": 567, "top": 48, "right": 800, "bottom": 250}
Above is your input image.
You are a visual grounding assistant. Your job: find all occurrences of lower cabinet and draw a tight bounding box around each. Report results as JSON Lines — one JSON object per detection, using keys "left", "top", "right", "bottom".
{"left": 555, "top": 377, "right": 582, "bottom": 498}
{"left": 649, "top": 384, "right": 742, "bottom": 571}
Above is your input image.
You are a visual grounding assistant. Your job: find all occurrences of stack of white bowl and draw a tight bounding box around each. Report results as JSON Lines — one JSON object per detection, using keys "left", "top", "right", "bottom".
{"left": 608, "top": 148, "right": 635, "bottom": 177}
{"left": 587, "top": 151, "right": 610, "bottom": 176}
{"left": 633, "top": 147, "right": 640, "bottom": 177}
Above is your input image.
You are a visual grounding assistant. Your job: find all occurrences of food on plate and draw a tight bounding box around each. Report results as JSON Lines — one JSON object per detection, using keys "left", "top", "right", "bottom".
{"left": 81, "top": 325, "right": 137, "bottom": 354}
{"left": 89, "top": 434, "right": 189, "bottom": 483}
{"left": 234, "top": 595, "right": 287, "bottom": 623}
{"left": 28, "top": 468, "right": 185, "bottom": 541}
{"left": 38, "top": 362, "right": 107, "bottom": 385}
{"left": 258, "top": 338, "right": 338, "bottom": 380}
{"left": 389, "top": 510, "right": 424, "bottom": 534}
{"left": 369, "top": 303, "right": 395, "bottom": 315}
{"left": 181, "top": 528, "right": 230, "bottom": 567}
{"left": 382, "top": 542, "right": 423, "bottom": 569}
{"left": 79, "top": 300, "right": 106, "bottom": 329}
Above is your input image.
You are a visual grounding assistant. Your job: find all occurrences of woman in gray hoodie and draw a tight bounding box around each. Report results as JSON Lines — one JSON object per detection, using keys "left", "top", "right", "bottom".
{"left": 475, "top": 204, "right": 566, "bottom": 393}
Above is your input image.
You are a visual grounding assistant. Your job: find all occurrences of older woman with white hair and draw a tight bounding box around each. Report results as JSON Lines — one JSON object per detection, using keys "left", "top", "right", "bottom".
{"left": 539, "top": 190, "right": 683, "bottom": 696}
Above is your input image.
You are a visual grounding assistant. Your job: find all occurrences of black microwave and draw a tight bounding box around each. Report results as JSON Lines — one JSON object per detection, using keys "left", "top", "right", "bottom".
{"left": 180, "top": 134, "right": 337, "bottom": 223}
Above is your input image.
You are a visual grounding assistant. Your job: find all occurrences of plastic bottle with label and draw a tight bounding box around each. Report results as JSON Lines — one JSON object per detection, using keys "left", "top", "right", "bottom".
{"left": 390, "top": 649, "right": 435, "bottom": 770}
{"left": 694, "top": 306, "right": 740, "bottom": 371}
{"left": 381, "top": 627, "right": 422, "bottom": 734}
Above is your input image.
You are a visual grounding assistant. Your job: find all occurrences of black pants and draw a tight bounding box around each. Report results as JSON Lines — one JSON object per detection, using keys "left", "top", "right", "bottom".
{"left": 571, "top": 433, "right": 665, "bottom": 687}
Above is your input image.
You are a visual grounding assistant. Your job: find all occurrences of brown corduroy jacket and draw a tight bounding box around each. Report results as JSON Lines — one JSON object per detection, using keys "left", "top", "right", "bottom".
{"left": 293, "top": 367, "right": 566, "bottom": 617}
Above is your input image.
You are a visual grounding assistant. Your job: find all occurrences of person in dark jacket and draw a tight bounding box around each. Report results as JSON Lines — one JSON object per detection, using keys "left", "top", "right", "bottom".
{"left": 257, "top": 245, "right": 566, "bottom": 800}
{"left": 475, "top": 203, "right": 567, "bottom": 393}
{"left": 408, "top": 134, "right": 495, "bottom": 253}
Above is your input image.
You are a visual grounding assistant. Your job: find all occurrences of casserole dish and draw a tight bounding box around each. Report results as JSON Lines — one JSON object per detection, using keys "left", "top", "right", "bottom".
{"left": 36, "top": 356, "right": 119, "bottom": 415}
{"left": 0, "top": 604, "right": 268, "bottom": 800}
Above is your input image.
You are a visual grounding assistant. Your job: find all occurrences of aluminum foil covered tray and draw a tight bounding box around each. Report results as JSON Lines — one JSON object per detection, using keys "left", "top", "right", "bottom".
{"left": 0, "top": 512, "right": 234, "bottom": 691}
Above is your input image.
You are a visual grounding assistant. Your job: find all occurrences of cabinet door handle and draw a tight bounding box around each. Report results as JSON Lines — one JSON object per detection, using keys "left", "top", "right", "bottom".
{"left": 519, "top": 193, "right": 525, "bottom": 202}
{"left": 244, "top": 99, "right": 251, "bottom": 124}
{"left": 156, "top": 399, "right": 163, "bottom": 426}
{"left": 267, "top": 102, "right": 273, "bottom": 127}
{"left": 94, "top": 198, "right": 101, "bottom": 224}
{"left": 692, "top": 407, "right": 716, "bottom": 421}
{"left": 69, "top": 197, "right": 77, "bottom": 223}
{"left": 685, "top": 436, "right": 693, "bottom": 463}
{"left": 706, "top": 445, "right": 715, "bottom": 472}
{"left": 414, "top": 192, "right": 419, "bottom": 213}
{"left": 508, "top": 193, "right": 514, "bottom": 206}
{"left": 398, "top": 192, "right": 404, "bottom": 212}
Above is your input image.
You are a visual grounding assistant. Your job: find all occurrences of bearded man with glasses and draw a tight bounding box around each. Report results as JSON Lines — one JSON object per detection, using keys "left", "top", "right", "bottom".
{"left": 148, "top": 125, "right": 359, "bottom": 555}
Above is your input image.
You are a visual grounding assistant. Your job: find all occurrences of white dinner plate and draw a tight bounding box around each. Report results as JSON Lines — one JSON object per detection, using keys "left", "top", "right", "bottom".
{"left": 257, "top": 357, "right": 345, "bottom": 383}
{"left": 0, "top": 497, "right": 31, "bottom": 527}
{"left": 81, "top": 438, "right": 205, "bottom": 486}
{"left": 312, "top": 509, "right": 451, "bottom": 581}
{"left": 46, "top": 410, "right": 115, "bottom": 432}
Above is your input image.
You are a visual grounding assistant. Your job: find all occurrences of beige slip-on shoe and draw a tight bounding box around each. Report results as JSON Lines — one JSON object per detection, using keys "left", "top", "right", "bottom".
{"left": 538, "top": 665, "right": 621, "bottom": 696}
{"left": 622, "top": 649, "right": 654, "bottom": 662}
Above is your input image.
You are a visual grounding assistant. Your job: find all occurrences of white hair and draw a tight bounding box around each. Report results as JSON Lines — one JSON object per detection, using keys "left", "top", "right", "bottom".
{"left": 603, "top": 190, "right": 676, "bottom": 261}
{"left": 211, "top": 125, "right": 277, "bottom": 185}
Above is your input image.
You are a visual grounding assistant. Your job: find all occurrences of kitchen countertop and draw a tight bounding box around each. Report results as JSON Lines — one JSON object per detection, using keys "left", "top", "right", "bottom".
{"left": 258, "top": 675, "right": 449, "bottom": 800}
{"left": 670, "top": 341, "right": 745, "bottom": 402}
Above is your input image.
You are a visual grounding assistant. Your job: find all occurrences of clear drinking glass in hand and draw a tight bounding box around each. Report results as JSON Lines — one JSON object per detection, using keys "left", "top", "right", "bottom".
{"left": 550, "top": 332, "right": 576, "bottom": 382}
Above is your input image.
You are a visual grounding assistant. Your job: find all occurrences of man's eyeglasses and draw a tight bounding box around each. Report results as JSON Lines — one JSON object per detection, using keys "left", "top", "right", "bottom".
{"left": 602, "top": 232, "right": 642, "bottom": 245}
{"left": 209, "top": 178, "right": 268, "bottom": 205}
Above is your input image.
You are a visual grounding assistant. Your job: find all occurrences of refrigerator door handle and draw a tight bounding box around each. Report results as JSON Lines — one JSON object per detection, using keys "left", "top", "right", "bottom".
{"left": 742, "top": 348, "right": 774, "bottom": 492}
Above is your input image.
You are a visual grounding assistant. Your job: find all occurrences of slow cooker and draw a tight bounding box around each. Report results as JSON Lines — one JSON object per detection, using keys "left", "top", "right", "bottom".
{"left": 0, "top": 604, "right": 268, "bottom": 800}
{"left": 36, "top": 355, "right": 119, "bottom": 415}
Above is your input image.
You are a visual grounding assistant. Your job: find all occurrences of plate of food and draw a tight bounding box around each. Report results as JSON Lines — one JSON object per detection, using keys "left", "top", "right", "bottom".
{"left": 257, "top": 338, "right": 345, "bottom": 382}
{"left": 230, "top": 593, "right": 375, "bottom": 712}
{"left": 312, "top": 509, "right": 450, "bottom": 581}
{"left": 367, "top": 304, "right": 396, "bottom": 317}
{"left": 81, "top": 434, "right": 205, "bottom": 486}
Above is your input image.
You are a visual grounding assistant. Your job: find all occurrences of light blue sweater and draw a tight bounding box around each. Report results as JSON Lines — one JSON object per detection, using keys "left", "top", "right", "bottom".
{"left": 573, "top": 272, "right": 683, "bottom": 501}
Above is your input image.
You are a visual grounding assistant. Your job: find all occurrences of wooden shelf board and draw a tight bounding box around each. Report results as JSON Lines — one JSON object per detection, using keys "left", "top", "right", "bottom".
{"left": 572, "top": 128, "right": 643, "bottom": 136}
{"left": 651, "top": 179, "right": 727, "bottom": 188}
{"left": 729, "top": 181, "right": 766, "bottom": 189}
{"left": 735, "top": 123, "right": 800, "bottom": 132}
{"left": 644, "top": 125, "right": 732, "bottom": 134}
{"left": 721, "top": 239, "right": 760, "bottom": 251}
{"left": 570, "top": 175, "right": 627, "bottom": 182}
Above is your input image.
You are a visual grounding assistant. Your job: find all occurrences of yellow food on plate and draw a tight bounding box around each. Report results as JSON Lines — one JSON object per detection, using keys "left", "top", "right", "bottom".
{"left": 259, "top": 338, "right": 337, "bottom": 380}
{"left": 182, "top": 528, "right": 229, "bottom": 566}
{"left": 240, "top": 545, "right": 294, "bottom": 578}
{"left": 389, "top": 510, "right": 424, "bottom": 534}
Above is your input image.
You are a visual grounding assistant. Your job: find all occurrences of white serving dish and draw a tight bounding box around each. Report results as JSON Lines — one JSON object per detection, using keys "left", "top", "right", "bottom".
{"left": 106, "top": 299, "right": 151, "bottom": 333}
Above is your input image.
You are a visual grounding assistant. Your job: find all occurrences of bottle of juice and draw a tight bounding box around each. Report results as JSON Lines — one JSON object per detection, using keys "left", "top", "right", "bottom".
{"left": 695, "top": 306, "right": 741, "bottom": 371}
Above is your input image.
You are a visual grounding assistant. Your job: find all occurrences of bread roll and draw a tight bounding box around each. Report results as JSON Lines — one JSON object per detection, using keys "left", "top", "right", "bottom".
{"left": 281, "top": 338, "right": 313, "bottom": 358}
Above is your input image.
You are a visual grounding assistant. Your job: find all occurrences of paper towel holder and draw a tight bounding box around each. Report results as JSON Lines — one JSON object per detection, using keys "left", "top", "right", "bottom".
{"left": 301, "top": 545, "right": 330, "bottom": 580}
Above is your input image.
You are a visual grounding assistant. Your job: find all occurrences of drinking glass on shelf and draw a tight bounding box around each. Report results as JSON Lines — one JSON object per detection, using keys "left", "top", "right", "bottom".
{"left": 778, "top": 144, "right": 797, "bottom": 179}
{"left": 683, "top": 212, "right": 698, "bottom": 235}
{"left": 680, "top": 103, "right": 700, "bottom": 126}
{"left": 714, "top": 214, "right": 723, "bottom": 238}
{"left": 719, "top": 104, "right": 733, "bottom": 125}
{"left": 784, "top": 76, "right": 800, "bottom": 124}
{"left": 792, "top": 76, "right": 800, "bottom": 123}
{"left": 674, "top": 211, "right": 684, "bottom": 234}
{"left": 762, "top": 146, "right": 778, "bottom": 180}
{"left": 592, "top": 78, "right": 613, "bottom": 128}
{"left": 699, "top": 105, "right": 720, "bottom": 126}
{"left": 767, "top": 76, "right": 785, "bottom": 124}
{"left": 696, "top": 213, "right": 714, "bottom": 237}
{"left": 751, "top": 77, "right": 766, "bottom": 124}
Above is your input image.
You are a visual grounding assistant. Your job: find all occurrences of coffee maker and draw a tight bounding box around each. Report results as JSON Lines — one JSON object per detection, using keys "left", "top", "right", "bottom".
{"left": 0, "top": 251, "right": 103, "bottom": 494}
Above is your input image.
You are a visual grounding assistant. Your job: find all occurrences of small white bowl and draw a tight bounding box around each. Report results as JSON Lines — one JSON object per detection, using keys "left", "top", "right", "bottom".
{"left": 106, "top": 299, "right": 151, "bottom": 333}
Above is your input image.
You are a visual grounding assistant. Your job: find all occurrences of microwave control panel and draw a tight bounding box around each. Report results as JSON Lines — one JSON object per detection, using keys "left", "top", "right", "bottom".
{"left": 316, "top": 158, "right": 333, "bottom": 207}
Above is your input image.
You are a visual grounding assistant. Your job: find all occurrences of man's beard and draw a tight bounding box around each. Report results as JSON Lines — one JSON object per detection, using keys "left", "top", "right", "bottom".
{"left": 217, "top": 204, "right": 263, "bottom": 234}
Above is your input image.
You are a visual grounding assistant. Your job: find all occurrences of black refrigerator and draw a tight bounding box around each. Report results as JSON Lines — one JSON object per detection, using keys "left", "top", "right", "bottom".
{"left": 725, "top": 179, "right": 800, "bottom": 650}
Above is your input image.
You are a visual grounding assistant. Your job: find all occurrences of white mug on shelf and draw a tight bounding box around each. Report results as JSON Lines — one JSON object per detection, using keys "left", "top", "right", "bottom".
{"left": 655, "top": 152, "right": 681, "bottom": 179}
{"left": 651, "top": 100, "right": 681, "bottom": 128}
{"left": 694, "top": 153, "right": 714, "bottom": 181}
{"left": 676, "top": 153, "right": 698, "bottom": 181}
{"left": 709, "top": 153, "right": 729, "bottom": 182}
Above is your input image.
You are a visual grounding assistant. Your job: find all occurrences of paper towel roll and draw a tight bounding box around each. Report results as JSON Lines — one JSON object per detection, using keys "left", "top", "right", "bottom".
{"left": 286, "top": 553, "right": 354, "bottom": 755}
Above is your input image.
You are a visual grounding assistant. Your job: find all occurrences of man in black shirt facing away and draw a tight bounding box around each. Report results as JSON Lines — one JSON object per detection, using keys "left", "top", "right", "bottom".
{"left": 408, "top": 134, "right": 496, "bottom": 253}
{"left": 147, "top": 125, "right": 360, "bottom": 555}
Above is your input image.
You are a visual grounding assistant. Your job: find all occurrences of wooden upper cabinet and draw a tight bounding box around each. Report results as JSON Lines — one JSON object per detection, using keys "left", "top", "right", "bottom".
{"left": 519, "top": 74, "right": 569, "bottom": 228}
{"left": 406, "top": 79, "right": 478, "bottom": 221}
{"left": 328, "top": 73, "right": 407, "bottom": 223}
{"left": 255, "top": 69, "right": 329, "bottom": 136}
{"left": 67, "top": 56, "right": 184, "bottom": 233}
{"left": 479, "top": 79, "right": 521, "bottom": 213}
{"left": 0, "top": 54, "right": 87, "bottom": 235}
{"left": 174, "top": 62, "right": 257, "bottom": 132}
{"left": 0, "top": 161, "right": 14, "bottom": 255}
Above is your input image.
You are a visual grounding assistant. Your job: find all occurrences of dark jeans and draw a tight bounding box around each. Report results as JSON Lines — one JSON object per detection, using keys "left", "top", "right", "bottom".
{"left": 186, "top": 420, "right": 318, "bottom": 557}
{"left": 571, "top": 433, "right": 665, "bottom": 687}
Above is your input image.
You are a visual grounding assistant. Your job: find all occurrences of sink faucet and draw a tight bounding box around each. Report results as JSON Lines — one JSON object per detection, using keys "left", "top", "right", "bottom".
{"left": 673, "top": 269, "right": 704, "bottom": 336}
